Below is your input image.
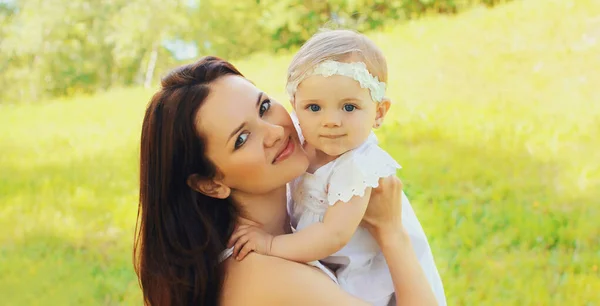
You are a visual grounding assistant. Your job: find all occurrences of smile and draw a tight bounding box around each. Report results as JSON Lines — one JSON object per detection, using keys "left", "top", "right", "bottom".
{"left": 320, "top": 134, "right": 346, "bottom": 139}
{"left": 273, "top": 136, "right": 294, "bottom": 164}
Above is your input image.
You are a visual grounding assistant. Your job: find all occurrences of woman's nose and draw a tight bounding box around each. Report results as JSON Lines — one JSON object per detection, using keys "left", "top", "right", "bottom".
{"left": 263, "top": 122, "right": 285, "bottom": 148}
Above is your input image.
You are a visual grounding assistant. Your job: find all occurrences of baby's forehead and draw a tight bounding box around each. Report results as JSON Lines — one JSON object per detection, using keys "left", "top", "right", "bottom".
{"left": 295, "top": 75, "right": 373, "bottom": 103}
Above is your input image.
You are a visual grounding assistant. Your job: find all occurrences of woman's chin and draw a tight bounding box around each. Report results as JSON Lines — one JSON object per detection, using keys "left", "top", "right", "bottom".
{"left": 283, "top": 152, "right": 310, "bottom": 180}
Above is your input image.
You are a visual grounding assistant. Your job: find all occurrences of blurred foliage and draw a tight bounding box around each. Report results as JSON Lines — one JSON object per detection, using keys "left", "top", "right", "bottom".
{"left": 1, "top": 0, "right": 599, "bottom": 304}
{"left": 0, "top": 0, "right": 507, "bottom": 103}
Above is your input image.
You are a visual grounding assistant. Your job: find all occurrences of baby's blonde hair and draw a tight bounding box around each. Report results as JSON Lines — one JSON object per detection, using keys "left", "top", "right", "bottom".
{"left": 287, "top": 29, "right": 388, "bottom": 100}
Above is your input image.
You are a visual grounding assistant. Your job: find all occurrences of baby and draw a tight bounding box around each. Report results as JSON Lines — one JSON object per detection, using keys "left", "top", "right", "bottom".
{"left": 230, "top": 29, "right": 447, "bottom": 306}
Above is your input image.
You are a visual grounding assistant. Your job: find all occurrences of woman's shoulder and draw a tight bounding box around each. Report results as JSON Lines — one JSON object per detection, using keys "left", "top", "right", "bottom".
{"left": 223, "top": 250, "right": 296, "bottom": 276}
{"left": 220, "top": 253, "right": 360, "bottom": 305}
{"left": 221, "top": 252, "right": 313, "bottom": 296}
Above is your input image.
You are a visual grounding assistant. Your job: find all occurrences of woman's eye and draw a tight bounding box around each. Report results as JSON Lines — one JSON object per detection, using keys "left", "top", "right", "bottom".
{"left": 308, "top": 104, "right": 321, "bottom": 112}
{"left": 343, "top": 104, "right": 356, "bottom": 112}
{"left": 259, "top": 99, "right": 271, "bottom": 116}
{"left": 234, "top": 132, "right": 249, "bottom": 149}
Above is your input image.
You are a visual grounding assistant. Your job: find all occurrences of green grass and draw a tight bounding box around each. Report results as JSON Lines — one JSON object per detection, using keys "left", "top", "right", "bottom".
{"left": 1, "top": 0, "right": 599, "bottom": 304}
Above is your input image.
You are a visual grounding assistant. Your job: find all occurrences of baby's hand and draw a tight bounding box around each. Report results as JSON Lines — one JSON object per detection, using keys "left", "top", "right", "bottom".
{"left": 228, "top": 224, "right": 274, "bottom": 260}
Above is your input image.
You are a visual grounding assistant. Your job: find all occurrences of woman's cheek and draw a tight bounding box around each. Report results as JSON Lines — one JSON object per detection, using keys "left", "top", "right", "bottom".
{"left": 234, "top": 147, "right": 268, "bottom": 180}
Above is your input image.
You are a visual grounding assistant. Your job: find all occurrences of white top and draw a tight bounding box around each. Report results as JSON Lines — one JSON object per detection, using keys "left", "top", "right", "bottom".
{"left": 289, "top": 132, "right": 448, "bottom": 306}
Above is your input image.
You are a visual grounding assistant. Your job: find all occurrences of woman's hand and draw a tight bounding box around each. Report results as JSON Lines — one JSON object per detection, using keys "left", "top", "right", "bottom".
{"left": 362, "top": 175, "right": 406, "bottom": 243}
{"left": 364, "top": 176, "right": 439, "bottom": 306}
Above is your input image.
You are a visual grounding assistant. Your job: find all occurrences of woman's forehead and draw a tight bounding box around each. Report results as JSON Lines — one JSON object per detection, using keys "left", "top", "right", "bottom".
{"left": 196, "top": 75, "right": 260, "bottom": 142}
{"left": 211, "top": 75, "right": 258, "bottom": 101}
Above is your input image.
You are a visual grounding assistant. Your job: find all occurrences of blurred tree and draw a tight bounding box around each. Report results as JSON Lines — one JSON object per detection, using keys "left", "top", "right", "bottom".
{"left": 0, "top": 0, "right": 190, "bottom": 101}
{"left": 189, "top": 0, "right": 269, "bottom": 59}
{"left": 108, "top": 0, "right": 189, "bottom": 88}
{"left": 1, "top": 0, "right": 121, "bottom": 100}
{"left": 0, "top": 0, "right": 507, "bottom": 103}
{"left": 0, "top": 0, "right": 18, "bottom": 99}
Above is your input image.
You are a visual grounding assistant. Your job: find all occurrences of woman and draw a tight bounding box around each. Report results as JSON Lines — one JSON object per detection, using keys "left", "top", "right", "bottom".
{"left": 134, "top": 56, "right": 437, "bottom": 305}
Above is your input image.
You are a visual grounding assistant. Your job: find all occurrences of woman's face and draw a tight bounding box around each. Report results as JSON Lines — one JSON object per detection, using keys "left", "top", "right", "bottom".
{"left": 196, "top": 75, "right": 309, "bottom": 195}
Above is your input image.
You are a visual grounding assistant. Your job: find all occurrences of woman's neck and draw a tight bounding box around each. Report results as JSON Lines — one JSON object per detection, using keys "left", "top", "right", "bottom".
{"left": 231, "top": 186, "right": 289, "bottom": 236}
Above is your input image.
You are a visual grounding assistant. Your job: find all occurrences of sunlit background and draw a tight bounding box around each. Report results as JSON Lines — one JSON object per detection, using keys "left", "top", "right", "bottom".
{"left": 1, "top": 0, "right": 599, "bottom": 304}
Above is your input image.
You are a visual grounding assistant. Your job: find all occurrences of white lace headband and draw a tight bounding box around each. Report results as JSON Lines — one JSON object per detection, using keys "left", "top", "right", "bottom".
{"left": 286, "top": 60, "right": 387, "bottom": 102}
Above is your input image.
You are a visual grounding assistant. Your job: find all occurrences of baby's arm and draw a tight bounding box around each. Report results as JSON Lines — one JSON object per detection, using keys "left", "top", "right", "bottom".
{"left": 271, "top": 187, "right": 371, "bottom": 262}
{"left": 230, "top": 188, "right": 371, "bottom": 262}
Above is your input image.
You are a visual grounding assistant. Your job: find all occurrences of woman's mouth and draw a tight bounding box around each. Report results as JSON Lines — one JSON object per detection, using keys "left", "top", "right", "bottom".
{"left": 273, "top": 137, "right": 294, "bottom": 164}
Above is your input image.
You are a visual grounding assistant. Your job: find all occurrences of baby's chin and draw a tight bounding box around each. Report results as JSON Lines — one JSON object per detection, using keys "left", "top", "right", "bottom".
{"left": 317, "top": 145, "right": 351, "bottom": 158}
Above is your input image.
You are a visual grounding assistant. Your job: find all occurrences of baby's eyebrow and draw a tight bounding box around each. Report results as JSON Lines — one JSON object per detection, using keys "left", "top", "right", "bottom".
{"left": 298, "top": 99, "right": 321, "bottom": 104}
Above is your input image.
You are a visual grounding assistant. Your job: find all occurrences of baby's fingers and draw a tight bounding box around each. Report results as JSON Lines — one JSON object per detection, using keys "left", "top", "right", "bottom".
{"left": 236, "top": 242, "right": 254, "bottom": 261}
{"left": 233, "top": 235, "right": 250, "bottom": 258}
{"left": 228, "top": 228, "right": 250, "bottom": 248}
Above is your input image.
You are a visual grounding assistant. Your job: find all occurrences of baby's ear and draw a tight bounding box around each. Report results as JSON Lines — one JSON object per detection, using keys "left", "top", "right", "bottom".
{"left": 187, "top": 174, "right": 231, "bottom": 199}
{"left": 373, "top": 98, "right": 391, "bottom": 128}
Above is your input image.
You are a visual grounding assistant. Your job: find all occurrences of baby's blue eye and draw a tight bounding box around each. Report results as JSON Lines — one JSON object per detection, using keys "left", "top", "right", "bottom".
{"left": 343, "top": 104, "right": 356, "bottom": 112}
{"left": 308, "top": 104, "right": 321, "bottom": 112}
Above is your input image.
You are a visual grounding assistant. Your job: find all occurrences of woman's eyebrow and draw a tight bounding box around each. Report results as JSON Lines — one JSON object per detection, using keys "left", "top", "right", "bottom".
{"left": 227, "top": 92, "right": 264, "bottom": 142}
{"left": 255, "top": 92, "right": 264, "bottom": 108}
{"left": 228, "top": 122, "right": 246, "bottom": 142}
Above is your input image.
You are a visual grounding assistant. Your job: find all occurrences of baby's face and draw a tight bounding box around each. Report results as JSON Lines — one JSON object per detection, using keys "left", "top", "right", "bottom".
{"left": 293, "top": 74, "right": 378, "bottom": 157}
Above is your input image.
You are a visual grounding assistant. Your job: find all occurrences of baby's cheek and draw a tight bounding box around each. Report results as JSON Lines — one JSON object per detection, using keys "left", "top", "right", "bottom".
{"left": 299, "top": 123, "right": 317, "bottom": 139}
{"left": 349, "top": 115, "right": 373, "bottom": 142}
{"left": 346, "top": 115, "right": 366, "bottom": 131}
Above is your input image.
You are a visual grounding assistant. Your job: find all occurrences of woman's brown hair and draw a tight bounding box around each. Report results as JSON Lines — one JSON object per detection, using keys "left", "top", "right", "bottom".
{"left": 134, "top": 56, "right": 242, "bottom": 305}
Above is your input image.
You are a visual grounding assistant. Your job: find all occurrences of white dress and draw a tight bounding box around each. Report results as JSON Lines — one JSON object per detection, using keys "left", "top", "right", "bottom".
{"left": 289, "top": 131, "right": 447, "bottom": 306}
